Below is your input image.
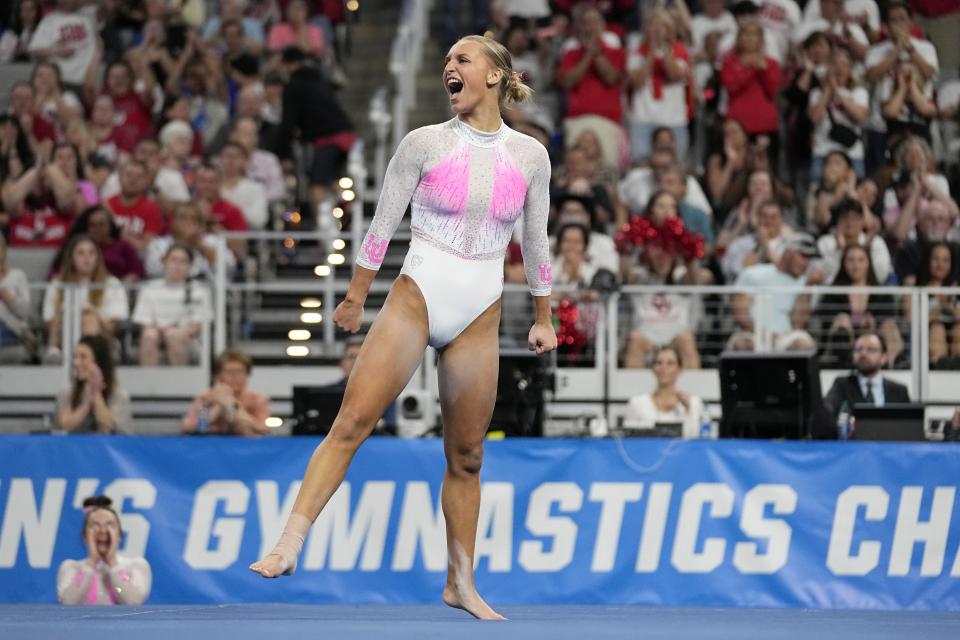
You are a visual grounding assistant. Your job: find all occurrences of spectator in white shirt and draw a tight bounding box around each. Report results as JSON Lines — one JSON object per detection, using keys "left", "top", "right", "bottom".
{"left": 144, "top": 202, "right": 235, "bottom": 281}
{"left": 807, "top": 48, "right": 869, "bottom": 180}
{"left": 626, "top": 9, "right": 692, "bottom": 163}
{"left": 624, "top": 345, "right": 705, "bottom": 438}
{"left": 802, "top": 0, "right": 880, "bottom": 43}
{"left": 794, "top": 0, "right": 869, "bottom": 61}
{"left": 230, "top": 117, "right": 285, "bottom": 202}
{"left": 133, "top": 244, "right": 212, "bottom": 366}
{"left": 42, "top": 235, "right": 129, "bottom": 364}
{"left": 219, "top": 141, "right": 268, "bottom": 229}
{"left": 27, "top": 0, "right": 98, "bottom": 89}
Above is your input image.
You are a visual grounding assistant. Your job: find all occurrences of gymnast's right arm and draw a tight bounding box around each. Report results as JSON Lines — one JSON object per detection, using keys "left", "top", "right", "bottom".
{"left": 57, "top": 559, "right": 95, "bottom": 604}
{"left": 334, "top": 131, "right": 425, "bottom": 332}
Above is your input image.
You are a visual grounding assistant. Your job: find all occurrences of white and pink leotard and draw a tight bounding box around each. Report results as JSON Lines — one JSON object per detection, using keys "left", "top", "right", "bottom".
{"left": 357, "top": 117, "right": 552, "bottom": 347}
{"left": 57, "top": 556, "right": 152, "bottom": 605}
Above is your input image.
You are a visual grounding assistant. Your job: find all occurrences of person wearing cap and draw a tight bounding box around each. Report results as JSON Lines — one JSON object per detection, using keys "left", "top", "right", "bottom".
{"left": 729, "top": 232, "right": 823, "bottom": 352}
{"left": 816, "top": 196, "right": 891, "bottom": 283}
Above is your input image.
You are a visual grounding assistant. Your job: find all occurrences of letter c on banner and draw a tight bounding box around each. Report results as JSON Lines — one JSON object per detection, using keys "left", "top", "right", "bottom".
{"left": 826, "top": 486, "right": 888, "bottom": 576}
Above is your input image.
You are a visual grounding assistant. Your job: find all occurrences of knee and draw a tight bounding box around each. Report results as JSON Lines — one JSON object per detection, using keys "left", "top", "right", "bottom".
{"left": 673, "top": 332, "right": 696, "bottom": 352}
{"left": 446, "top": 439, "right": 484, "bottom": 478}
{"left": 326, "top": 410, "right": 374, "bottom": 450}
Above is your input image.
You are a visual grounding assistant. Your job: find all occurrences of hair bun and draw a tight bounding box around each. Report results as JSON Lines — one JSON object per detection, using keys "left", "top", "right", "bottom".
{"left": 82, "top": 495, "right": 113, "bottom": 509}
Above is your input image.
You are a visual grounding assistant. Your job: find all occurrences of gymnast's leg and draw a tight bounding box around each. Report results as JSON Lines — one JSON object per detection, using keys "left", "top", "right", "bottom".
{"left": 437, "top": 299, "right": 506, "bottom": 620}
{"left": 250, "top": 276, "right": 429, "bottom": 577}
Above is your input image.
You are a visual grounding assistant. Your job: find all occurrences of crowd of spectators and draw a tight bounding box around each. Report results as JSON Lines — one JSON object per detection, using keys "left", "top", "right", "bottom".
{"left": 0, "top": 0, "right": 353, "bottom": 366}
{"left": 493, "top": 0, "right": 959, "bottom": 370}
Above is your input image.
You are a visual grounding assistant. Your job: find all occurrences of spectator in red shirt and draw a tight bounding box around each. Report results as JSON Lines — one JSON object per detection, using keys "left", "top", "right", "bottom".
{"left": 193, "top": 163, "right": 248, "bottom": 259}
{"left": 89, "top": 60, "right": 156, "bottom": 155}
{"left": 105, "top": 160, "right": 164, "bottom": 253}
{"left": 8, "top": 82, "right": 57, "bottom": 150}
{"left": 2, "top": 143, "right": 77, "bottom": 247}
{"left": 556, "top": 5, "right": 627, "bottom": 171}
{"left": 721, "top": 22, "right": 781, "bottom": 156}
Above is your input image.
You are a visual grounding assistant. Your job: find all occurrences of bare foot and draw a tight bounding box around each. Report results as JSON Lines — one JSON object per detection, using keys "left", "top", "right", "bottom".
{"left": 442, "top": 584, "right": 506, "bottom": 620}
{"left": 249, "top": 553, "right": 296, "bottom": 578}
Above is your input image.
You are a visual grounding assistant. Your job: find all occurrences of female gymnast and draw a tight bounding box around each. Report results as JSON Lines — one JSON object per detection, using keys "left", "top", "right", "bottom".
{"left": 250, "top": 35, "right": 556, "bottom": 620}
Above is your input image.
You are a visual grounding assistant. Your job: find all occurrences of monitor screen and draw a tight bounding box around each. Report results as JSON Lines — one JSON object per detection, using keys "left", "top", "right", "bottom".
{"left": 719, "top": 351, "right": 823, "bottom": 439}
{"left": 852, "top": 403, "right": 926, "bottom": 441}
{"left": 292, "top": 385, "right": 345, "bottom": 436}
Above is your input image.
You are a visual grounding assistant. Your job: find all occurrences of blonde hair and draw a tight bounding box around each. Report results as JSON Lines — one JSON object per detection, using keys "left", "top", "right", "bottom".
{"left": 456, "top": 35, "right": 533, "bottom": 105}
{"left": 645, "top": 9, "right": 677, "bottom": 41}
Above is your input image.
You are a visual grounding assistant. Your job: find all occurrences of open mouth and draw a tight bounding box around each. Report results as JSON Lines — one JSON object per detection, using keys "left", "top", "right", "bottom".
{"left": 446, "top": 77, "right": 463, "bottom": 100}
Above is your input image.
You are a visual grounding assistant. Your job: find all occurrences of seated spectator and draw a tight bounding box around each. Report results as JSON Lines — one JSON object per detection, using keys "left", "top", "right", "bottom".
{"left": 552, "top": 193, "right": 619, "bottom": 277}
{"left": 863, "top": 1, "right": 938, "bottom": 169}
{"left": 657, "top": 164, "right": 716, "bottom": 256}
{"left": 551, "top": 222, "right": 602, "bottom": 292}
{"left": 163, "top": 37, "right": 230, "bottom": 149}
{"left": 133, "top": 244, "right": 213, "bottom": 366}
{"left": 794, "top": 0, "right": 869, "bottom": 61}
{"left": 55, "top": 205, "right": 144, "bottom": 282}
{"left": 821, "top": 332, "right": 911, "bottom": 436}
{"left": 267, "top": 0, "right": 326, "bottom": 61}
{"left": 182, "top": 348, "right": 270, "bottom": 435}
{"left": 555, "top": 5, "right": 626, "bottom": 170}
{"left": 626, "top": 9, "right": 692, "bottom": 163}
{"left": 690, "top": 0, "right": 738, "bottom": 72}
{"left": 0, "top": 0, "right": 40, "bottom": 64}
{"left": 158, "top": 120, "right": 201, "bottom": 189}
{"left": 202, "top": 0, "right": 266, "bottom": 55}
{"left": 159, "top": 95, "right": 206, "bottom": 159}
{"left": 816, "top": 197, "right": 890, "bottom": 283}
{"left": 729, "top": 234, "right": 822, "bottom": 352}
{"left": 0, "top": 235, "right": 34, "bottom": 362}
{"left": 808, "top": 49, "right": 868, "bottom": 181}
{"left": 814, "top": 245, "right": 902, "bottom": 367}
{"left": 717, "top": 0, "right": 784, "bottom": 66}
{"left": 104, "top": 160, "right": 165, "bottom": 253}
{"left": 144, "top": 202, "right": 235, "bottom": 280}
{"left": 51, "top": 142, "right": 98, "bottom": 210}
{"left": 218, "top": 142, "right": 268, "bottom": 229}
{"left": 802, "top": 0, "right": 881, "bottom": 44}
{"left": 27, "top": 0, "right": 98, "bottom": 91}
{"left": 86, "top": 60, "right": 157, "bottom": 157}
{"left": 42, "top": 236, "right": 129, "bottom": 363}
{"left": 0, "top": 113, "right": 34, "bottom": 184}
{"left": 720, "top": 22, "right": 781, "bottom": 151}
{"left": 624, "top": 345, "right": 705, "bottom": 438}
{"left": 193, "top": 163, "right": 248, "bottom": 258}
{"left": 55, "top": 334, "right": 132, "bottom": 433}
{"left": 87, "top": 96, "right": 121, "bottom": 164}
{"left": 782, "top": 32, "right": 832, "bottom": 193}
{"left": 717, "top": 168, "right": 783, "bottom": 256}
{"left": 210, "top": 82, "right": 283, "bottom": 157}
{"left": 8, "top": 81, "right": 57, "bottom": 148}
{"left": 57, "top": 495, "right": 151, "bottom": 605}
{"left": 895, "top": 202, "right": 960, "bottom": 286}
{"left": 31, "top": 62, "right": 84, "bottom": 133}
{"left": 722, "top": 200, "right": 795, "bottom": 284}
{"left": 101, "top": 138, "right": 192, "bottom": 210}
{"left": 704, "top": 118, "right": 753, "bottom": 218}
{"left": 915, "top": 241, "right": 960, "bottom": 368}
{"left": 619, "top": 146, "right": 712, "bottom": 219}
{"left": 230, "top": 117, "right": 285, "bottom": 202}
{"left": 2, "top": 142, "right": 78, "bottom": 248}
{"left": 806, "top": 150, "right": 860, "bottom": 234}
{"left": 882, "top": 137, "right": 957, "bottom": 243}
{"left": 552, "top": 144, "right": 622, "bottom": 226}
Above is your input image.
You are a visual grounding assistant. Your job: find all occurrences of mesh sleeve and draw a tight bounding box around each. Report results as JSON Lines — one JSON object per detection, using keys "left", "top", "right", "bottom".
{"left": 521, "top": 145, "right": 553, "bottom": 296}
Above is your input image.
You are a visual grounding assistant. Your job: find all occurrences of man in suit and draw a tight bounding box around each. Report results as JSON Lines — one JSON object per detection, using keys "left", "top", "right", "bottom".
{"left": 820, "top": 332, "right": 911, "bottom": 437}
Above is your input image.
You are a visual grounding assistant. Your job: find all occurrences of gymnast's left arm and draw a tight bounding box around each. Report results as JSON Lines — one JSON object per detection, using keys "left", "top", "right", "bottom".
{"left": 520, "top": 145, "right": 557, "bottom": 354}
{"left": 107, "top": 557, "right": 152, "bottom": 605}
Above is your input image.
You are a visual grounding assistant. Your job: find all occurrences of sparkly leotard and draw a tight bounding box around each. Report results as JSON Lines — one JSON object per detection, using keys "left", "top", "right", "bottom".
{"left": 356, "top": 117, "right": 552, "bottom": 347}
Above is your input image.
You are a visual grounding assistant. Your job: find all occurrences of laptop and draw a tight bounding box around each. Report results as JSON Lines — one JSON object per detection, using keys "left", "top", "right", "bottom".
{"left": 852, "top": 403, "right": 926, "bottom": 441}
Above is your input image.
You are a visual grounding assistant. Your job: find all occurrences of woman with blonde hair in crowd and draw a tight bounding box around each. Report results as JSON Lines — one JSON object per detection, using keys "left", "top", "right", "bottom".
{"left": 0, "top": 235, "right": 34, "bottom": 361}
{"left": 41, "top": 235, "right": 129, "bottom": 364}
{"left": 624, "top": 345, "right": 705, "bottom": 438}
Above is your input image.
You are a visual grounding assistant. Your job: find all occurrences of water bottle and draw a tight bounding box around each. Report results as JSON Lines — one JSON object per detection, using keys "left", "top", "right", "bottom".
{"left": 836, "top": 401, "right": 850, "bottom": 441}
{"left": 196, "top": 401, "right": 210, "bottom": 435}
{"left": 700, "top": 413, "right": 712, "bottom": 439}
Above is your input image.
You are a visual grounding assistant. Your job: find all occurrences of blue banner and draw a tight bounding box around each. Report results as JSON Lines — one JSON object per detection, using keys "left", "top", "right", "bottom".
{"left": 0, "top": 436, "right": 958, "bottom": 609}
